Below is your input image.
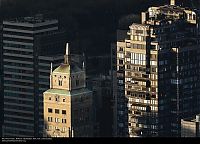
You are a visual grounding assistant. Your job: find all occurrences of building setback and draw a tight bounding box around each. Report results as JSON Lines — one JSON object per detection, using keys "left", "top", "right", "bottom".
{"left": 43, "top": 44, "right": 93, "bottom": 137}
{"left": 113, "top": 0, "right": 200, "bottom": 137}
{"left": 2, "top": 15, "right": 66, "bottom": 137}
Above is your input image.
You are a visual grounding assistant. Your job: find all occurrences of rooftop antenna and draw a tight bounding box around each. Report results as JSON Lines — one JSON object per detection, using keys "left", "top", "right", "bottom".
{"left": 50, "top": 62, "right": 53, "bottom": 74}
{"left": 82, "top": 52, "right": 86, "bottom": 70}
{"left": 82, "top": 61, "right": 85, "bottom": 70}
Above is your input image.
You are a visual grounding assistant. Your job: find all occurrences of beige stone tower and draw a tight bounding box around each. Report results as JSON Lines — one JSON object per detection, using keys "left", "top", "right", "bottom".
{"left": 43, "top": 43, "right": 93, "bottom": 137}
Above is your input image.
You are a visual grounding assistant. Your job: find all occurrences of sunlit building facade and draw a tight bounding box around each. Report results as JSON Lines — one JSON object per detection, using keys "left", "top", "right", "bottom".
{"left": 43, "top": 44, "right": 93, "bottom": 137}
{"left": 113, "top": 0, "right": 200, "bottom": 137}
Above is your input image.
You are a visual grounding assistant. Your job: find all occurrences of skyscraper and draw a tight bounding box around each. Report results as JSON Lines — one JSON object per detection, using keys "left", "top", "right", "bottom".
{"left": 113, "top": 0, "right": 200, "bottom": 137}
{"left": 86, "top": 72, "right": 113, "bottom": 137}
{"left": 2, "top": 14, "right": 66, "bottom": 137}
{"left": 43, "top": 43, "right": 93, "bottom": 137}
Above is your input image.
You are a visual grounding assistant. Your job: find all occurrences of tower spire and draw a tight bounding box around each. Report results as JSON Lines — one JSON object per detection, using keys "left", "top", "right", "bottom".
{"left": 170, "top": 0, "right": 175, "bottom": 5}
{"left": 82, "top": 52, "right": 85, "bottom": 70}
{"left": 64, "top": 43, "right": 70, "bottom": 64}
{"left": 50, "top": 62, "right": 53, "bottom": 89}
{"left": 82, "top": 61, "right": 85, "bottom": 70}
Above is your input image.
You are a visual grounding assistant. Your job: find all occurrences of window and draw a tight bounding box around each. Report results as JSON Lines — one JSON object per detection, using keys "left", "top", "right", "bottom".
{"left": 146, "top": 106, "right": 151, "bottom": 112}
{"left": 152, "top": 67, "right": 156, "bottom": 72}
{"left": 48, "top": 125, "right": 52, "bottom": 130}
{"left": 55, "top": 109, "right": 59, "bottom": 114}
{"left": 48, "top": 108, "right": 52, "bottom": 113}
{"left": 127, "top": 65, "right": 131, "bottom": 69}
{"left": 118, "top": 53, "right": 124, "bottom": 58}
{"left": 48, "top": 97, "right": 51, "bottom": 100}
{"left": 118, "top": 80, "right": 123, "bottom": 84}
{"left": 119, "top": 47, "right": 123, "bottom": 51}
{"left": 55, "top": 118, "right": 60, "bottom": 123}
{"left": 48, "top": 117, "right": 53, "bottom": 122}
{"left": 62, "top": 127, "right": 67, "bottom": 132}
{"left": 63, "top": 99, "right": 66, "bottom": 102}
{"left": 62, "top": 119, "right": 67, "bottom": 123}
{"left": 62, "top": 110, "right": 66, "bottom": 115}
{"left": 55, "top": 95, "right": 59, "bottom": 102}
{"left": 76, "top": 80, "right": 79, "bottom": 86}
{"left": 59, "top": 80, "right": 62, "bottom": 86}
{"left": 136, "top": 30, "right": 143, "bottom": 34}
{"left": 119, "top": 60, "right": 123, "bottom": 64}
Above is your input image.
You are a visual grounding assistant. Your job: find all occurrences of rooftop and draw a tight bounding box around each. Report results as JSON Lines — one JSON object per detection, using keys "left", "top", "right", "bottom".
{"left": 158, "top": 5, "right": 185, "bottom": 13}
{"left": 53, "top": 63, "right": 82, "bottom": 74}
{"left": 44, "top": 88, "right": 92, "bottom": 96}
{"left": 4, "top": 14, "right": 57, "bottom": 24}
{"left": 182, "top": 114, "right": 200, "bottom": 122}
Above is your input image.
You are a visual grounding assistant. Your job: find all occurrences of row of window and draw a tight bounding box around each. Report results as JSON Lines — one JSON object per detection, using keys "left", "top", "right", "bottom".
{"left": 4, "top": 61, "right": 33, "bottom": 68}
{"left": 48, "top": 97, "right": 66, "bottom": 102}
{"left": 3, "top": 42, "right": 33, "bottom": 49}
{"left": 4, "top": 129, "right": 34, "bottom": 136}
{"left": 4, "top": 23, "right": 57, "bottom": 31}
{"left": 4, "top": 86, "right": 34, "bottom": 93}
{"left": 4, "top": 98, "right": 34, "bottom": 105}
{"left": 130, "top": 35, "right": 146, "bottom": 41}
{"left": 47, "top": 117, "right": 67, "bottom": 123}
{"left": 4, "top": 116, "right": 34, "bottom": 123}
{"left": 4, "top": 74, "right": 33, "bottom": 81}
{"left": 48, "top": 108, "right": 66, "bottom": 115}
{"left": 46, "top": 125, "right": 67, "bottom": 132}
{"left": 4, "top": 67, "right": 33, "bottom": 74}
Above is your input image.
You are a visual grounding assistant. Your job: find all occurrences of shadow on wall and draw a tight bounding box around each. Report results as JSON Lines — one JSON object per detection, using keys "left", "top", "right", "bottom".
{"left": 43, "top": 119, "right": 73, "bottom": 137}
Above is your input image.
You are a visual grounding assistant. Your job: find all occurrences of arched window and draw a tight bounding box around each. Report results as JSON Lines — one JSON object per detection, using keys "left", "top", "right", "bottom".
{"left": 59, "top": 80, "right": 63, "bottom": 86}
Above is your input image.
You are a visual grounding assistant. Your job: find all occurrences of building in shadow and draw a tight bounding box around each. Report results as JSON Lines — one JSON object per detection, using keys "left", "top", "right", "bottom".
{"left": 2, "top": 14, "right": 66, "bottom": 137}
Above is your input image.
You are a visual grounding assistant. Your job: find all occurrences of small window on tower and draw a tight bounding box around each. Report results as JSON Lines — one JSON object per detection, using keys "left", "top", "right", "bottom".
{"left": 48, "top": 108, "right": 53, "bottom": 113}
{"left": 55, "top": 75, "right": 56, "bottom": 77}
{"left": 63, "top": 99, "right": 66, "bottom": 102}
{"left": 59, "top": 80, "right": 62, "bottom": 86}
{"left": 55, "top": 95, "right": 59, "bottom": 102}
{"left": 49, "top": 97, "right": 51, "bottom": 100}
{"left": 55, "top": 109, "right": 59, "bottom": 114}
{"left": 76, "top": 80, "right": 79, "bottom": 86}
{"left": 62, "top": 110, "right": 66, "bottom": 115}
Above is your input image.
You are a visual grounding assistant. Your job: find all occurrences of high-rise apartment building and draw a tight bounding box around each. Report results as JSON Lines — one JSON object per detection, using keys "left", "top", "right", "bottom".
{"left": 43, "top": 44, "right": 93, "bottom": 137}
{"left": 2, "top": 15, "right": 66, "bottom": 137}
{"left": 113, "top": 0, "right": 200, "bottom": 137}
